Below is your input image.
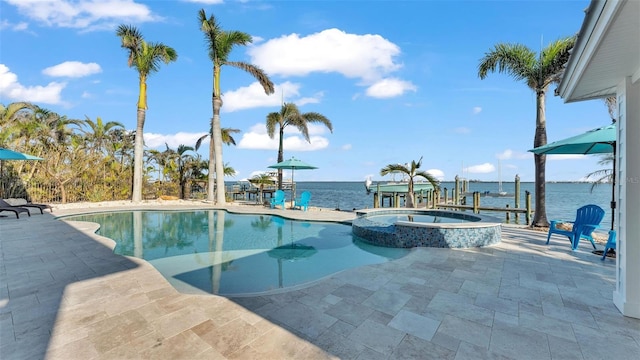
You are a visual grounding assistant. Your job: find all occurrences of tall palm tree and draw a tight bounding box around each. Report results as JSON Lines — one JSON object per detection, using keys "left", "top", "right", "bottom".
{"left": 478, "top": 36, "right": 575, "bottom": 227}
{"left": 198, "top": 9, "right": 274, "bottom": 205}
{"left": 266, "top": 102, "right": 333, "bottom": 189}
{"left": 380, "top": 157, "right": 440, "bottom": 208}
{"left": 116, "top": 24, "right": 178, "bottom": 202}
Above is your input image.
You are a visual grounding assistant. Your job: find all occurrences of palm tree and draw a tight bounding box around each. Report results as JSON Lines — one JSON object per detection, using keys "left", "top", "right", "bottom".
{"left": 586, "top": 96, "right": 617, "bottom": 192}
{"left": 195, "top": 127, "right": 241, "bottom": 151}
{"left": 379, "top": 157, "right": 440, "bottom": 208}
{"left": 478, "top": 36, "right": 575, "bottom": 227}
{"left": 198, "top": 9, "right": 274, "bottom": 205}
{"left": 0, "top": 102, "right": 35, "bottom": 143}
{"left": 81, "top": 116, "right": 124, "bottom": 155}
{"left": 250, "top": 172, "right": 275, "bottom": 204}
{"left": 175, "top": 144, "right": 195, "bottom": 199}
{"left": 116, "top": 24, "right": 178, "bottom": 202}
{"left": 266, "top": 102, "right": 333, "bottom": 189}
{"left": 586, "top": 153, "right": 614, "bottom": 191}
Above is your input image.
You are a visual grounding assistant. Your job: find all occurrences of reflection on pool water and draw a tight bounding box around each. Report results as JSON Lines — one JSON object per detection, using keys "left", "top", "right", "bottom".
{"left": 63, "top": 210, "right": 410, "bottom": 296}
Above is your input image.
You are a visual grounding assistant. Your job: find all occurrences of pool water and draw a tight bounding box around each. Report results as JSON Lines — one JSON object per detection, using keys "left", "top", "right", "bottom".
{"left": 365, "top": 214, "right": 477, "bottom": 225}
{"left": 63, "top": 210, "right": 410, "bottom": 296}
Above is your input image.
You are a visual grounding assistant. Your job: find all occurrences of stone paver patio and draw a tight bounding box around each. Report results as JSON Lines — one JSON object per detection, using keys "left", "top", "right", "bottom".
{"left": 1, "top": 202, "right": 639, "bottom": 359}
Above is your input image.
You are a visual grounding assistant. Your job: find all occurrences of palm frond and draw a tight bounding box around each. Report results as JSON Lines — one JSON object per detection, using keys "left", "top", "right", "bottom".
{"left": 226, "top": 61, "right": 275, "bottom": 94}
{"left": 478, "top": 43, "right": 536, "bottom": 82}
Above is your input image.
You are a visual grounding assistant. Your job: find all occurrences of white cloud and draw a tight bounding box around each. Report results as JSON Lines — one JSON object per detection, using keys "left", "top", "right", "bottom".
{"left": 5, "top": 0, "right": 160, "bottom": 30}
{"left": 222, "top": 81, "right": 322, "bottom": 112}
{"left": 426, "top": 169, "right": 445, "bottom": 181}
{"left": 144, "top": 131, "right": 208, "bottom": 149}
{"left": 248, "top": 28, "right": 402, "bottom": 83}
{"left": 472, "top": 106, "right": 482, "bottom": 114}
{"left": 496, "top": 149, "right": 531, "bottom": 160}
{"left": 465, "top": 163, "right": 495, "bottom": 174}
{"left": 237, "top": 123, "right": 330, "bottom": 151}
{"left": 0, "top": 20, "right": 29, "bottom": 31}
{"left": 0, "top": 64, "right": 66, "bottom": 104}
{"left": 365, "top": 78, "right": 417, "bottom": 98}
{"left": 306, "top": 123, "right": 331, "bottom": 135}
{"left": 43, "top": 61, "right": 102, "bottom": 78}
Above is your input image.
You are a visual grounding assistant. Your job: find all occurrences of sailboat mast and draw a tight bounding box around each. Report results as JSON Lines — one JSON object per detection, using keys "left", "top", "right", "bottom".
{"left": 498, "top": 160, "right": 502, "bottom": 192}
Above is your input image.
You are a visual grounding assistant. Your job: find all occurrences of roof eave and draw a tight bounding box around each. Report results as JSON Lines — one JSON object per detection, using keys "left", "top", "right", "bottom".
{"left": 557, "top": 0, "right": 623, "bottom": 102}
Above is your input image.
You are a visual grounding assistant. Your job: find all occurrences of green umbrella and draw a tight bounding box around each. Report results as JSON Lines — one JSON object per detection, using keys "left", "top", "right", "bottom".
{"left": 268, "top": 157, "right": 317, "bottom": 207}
{"left": 529, "top": 123, "right": 616, "bottom": 230}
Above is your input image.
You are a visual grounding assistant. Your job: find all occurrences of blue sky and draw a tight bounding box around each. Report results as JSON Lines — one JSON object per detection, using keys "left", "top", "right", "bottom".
{"left": 0, "top": 0, "right": 614, "bottom": 182}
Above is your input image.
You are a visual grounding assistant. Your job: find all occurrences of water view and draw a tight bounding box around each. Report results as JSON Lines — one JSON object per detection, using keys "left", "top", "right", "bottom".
{"left": 285, "top": 181, "right": 613, "bottom": 230}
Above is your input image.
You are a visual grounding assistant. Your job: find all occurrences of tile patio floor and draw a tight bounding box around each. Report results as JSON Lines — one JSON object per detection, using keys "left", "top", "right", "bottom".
{"left": 1, "top": 203, "right": 639, "bottom": 359}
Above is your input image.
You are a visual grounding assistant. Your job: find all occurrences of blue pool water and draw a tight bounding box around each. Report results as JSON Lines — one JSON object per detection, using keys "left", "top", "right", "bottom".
{"left": 63, "top": 210, "right": 410, "bottom": 296}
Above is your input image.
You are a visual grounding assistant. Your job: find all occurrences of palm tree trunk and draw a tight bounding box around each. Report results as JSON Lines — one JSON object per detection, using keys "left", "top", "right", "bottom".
{"left": 406, "top": 180, "right": 415, "bottom": 208}
{"left": 207, "top": 124, "right": 215, "bottom": 201}
{"left": 277, "top": 126, "right": 284, "bottom": 189}
{"left": 207, "top": 68, "right": 216, "bottom": 203}
{"left": 213, "top": 97, "right": 225, "bottom": 205}
{"left": 532, "top": 91, "right": 549, "bottom": 227}
{"left": 132, "top": 108, "right": 145, "bottom": 203}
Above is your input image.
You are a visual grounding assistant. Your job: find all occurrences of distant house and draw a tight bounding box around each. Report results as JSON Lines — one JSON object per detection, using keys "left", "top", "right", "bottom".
{"left": 557, "top": 0, "right": 639, "bottom": 319}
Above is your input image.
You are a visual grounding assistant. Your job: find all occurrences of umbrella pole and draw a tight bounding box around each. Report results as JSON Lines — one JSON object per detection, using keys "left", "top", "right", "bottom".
{"left": 611, "top": 144, "right": 616, "bottom": 231}
{"left": 290, "top": 169, "right": 295, "bottom": 209}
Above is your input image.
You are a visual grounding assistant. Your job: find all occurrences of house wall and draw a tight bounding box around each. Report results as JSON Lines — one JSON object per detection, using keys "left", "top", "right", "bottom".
{"left": 614, "top": 76, "right": 640, "bottom": 318}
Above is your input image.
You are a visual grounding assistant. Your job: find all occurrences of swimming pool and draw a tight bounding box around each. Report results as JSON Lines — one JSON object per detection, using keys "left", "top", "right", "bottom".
{"left": 63, "top": 210, "right": 410, "bottom": 296}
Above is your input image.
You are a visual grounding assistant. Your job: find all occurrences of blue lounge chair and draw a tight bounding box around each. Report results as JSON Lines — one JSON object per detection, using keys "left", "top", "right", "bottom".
{"left": 293, "top": 191, "right": 311, "bottom": 211}
{"left": 546, "top": 204, "right": 605, "bottom": 250}
{"left": 270, "top": 190, "right": 286, "bottom": 209}
{"left": 602, "top": 230, "right": 616, "bottom": 260}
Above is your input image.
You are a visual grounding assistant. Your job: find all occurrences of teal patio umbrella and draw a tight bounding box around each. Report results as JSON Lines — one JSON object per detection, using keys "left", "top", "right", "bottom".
{"left": 0, "top": 148, "right": 43, "bottom": 161}
{"left": 529, "top": 123, "right": 616, "bottom": 230}
{"left": 268, "top": 157, "right": 318, "bottom": 207}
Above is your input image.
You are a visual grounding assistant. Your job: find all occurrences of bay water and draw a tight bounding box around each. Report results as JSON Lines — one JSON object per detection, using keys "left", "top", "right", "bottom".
{"left": 289, "top": 181, "right": 613, "bottom": 231}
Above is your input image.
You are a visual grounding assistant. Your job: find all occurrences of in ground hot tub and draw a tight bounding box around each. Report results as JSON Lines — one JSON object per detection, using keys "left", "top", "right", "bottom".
{"left": 352, "top": 209, "right": 501, "bottom": 248}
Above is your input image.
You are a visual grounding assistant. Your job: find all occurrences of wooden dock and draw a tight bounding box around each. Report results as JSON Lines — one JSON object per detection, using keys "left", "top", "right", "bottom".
{"left": 370, "top": 175, "right": 532, "bottom": 225}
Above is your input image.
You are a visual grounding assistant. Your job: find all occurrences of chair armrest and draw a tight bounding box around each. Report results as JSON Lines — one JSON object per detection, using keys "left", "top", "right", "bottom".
{"left": 549, "top": 220, "right": 574, "bottom": 229}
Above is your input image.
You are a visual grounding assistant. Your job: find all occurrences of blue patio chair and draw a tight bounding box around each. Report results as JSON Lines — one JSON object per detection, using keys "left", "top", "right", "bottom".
{"left": 546, "top": 204, "right": 605, "bottom": 250}
{"left": 270, "top": 189, "right": 286, "bottom": 209}
{"left": 293, "top": 191, "right": 311, "bottom": 211}
{"left": 602, "top": 230, "right": 616, "bottom": 260}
